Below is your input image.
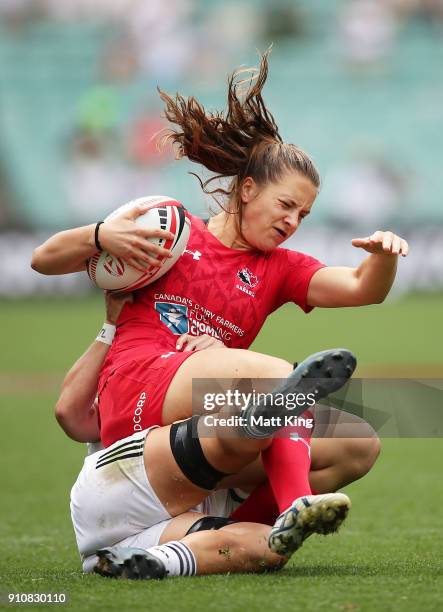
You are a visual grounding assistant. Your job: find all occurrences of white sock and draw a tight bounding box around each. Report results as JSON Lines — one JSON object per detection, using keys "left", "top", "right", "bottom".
{"left": 147, "top": 541, "right": 197, "bottom": 577}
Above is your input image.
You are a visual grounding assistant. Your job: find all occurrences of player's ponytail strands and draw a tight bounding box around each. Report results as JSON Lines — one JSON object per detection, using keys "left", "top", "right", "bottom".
{"left": 158, "top": 51, "right": 280, "bottom": 179}
{"left": 158, "top": 50, "right": 320, "bottom": 231}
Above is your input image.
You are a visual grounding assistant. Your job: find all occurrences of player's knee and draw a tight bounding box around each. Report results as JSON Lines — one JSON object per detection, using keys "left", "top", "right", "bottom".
{"left": 366, "top": 435, "right": 381, "bottom": 469}
{"left": 346, "top": 436, "right": 381, "bottom": 478}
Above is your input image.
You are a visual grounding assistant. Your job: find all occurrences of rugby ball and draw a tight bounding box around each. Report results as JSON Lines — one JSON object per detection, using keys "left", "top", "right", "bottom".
{"left": 86, "top": 196, "right": 190, "bottom": 292}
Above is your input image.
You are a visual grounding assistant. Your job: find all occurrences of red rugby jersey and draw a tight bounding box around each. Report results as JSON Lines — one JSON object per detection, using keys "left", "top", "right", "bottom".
{"left": 99, "top": 214, "right": 325, "bottom": 382}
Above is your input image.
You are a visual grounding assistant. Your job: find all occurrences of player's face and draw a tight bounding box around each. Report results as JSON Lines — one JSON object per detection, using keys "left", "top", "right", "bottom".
{"left": 240, "top": 172, "right": 318, "bottom": 251}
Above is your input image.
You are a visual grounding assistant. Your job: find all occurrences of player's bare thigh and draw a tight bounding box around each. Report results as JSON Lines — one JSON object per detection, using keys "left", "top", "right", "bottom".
{"left": 162, "top": 347, "right": 293, "bottom": 424}
{"left": 144, "top": 423, "right": 268, "bottom": 516}
{"left": 144, "top": 426, "right": 211, "bottom": 515}
{"left": 159, "top": 512, "right": 207, "bottom": 543}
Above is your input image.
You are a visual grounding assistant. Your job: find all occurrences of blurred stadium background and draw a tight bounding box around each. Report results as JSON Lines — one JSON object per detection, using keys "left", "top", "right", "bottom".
{"left": 1, "top": 0, "right": 443, "bottom": 295}
{"left": 1, "top": 1, "right": 442, "bottom": 609}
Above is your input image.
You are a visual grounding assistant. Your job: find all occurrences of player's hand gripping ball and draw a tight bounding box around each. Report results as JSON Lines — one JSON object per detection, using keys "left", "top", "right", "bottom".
{"left": 87, "top": 196, "right": 190, "bottom": 292}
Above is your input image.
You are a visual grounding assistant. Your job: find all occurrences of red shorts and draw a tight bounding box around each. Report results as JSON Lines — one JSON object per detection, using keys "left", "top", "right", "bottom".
{"left": 98, "top": 350, "right": 195, "bottom": 447}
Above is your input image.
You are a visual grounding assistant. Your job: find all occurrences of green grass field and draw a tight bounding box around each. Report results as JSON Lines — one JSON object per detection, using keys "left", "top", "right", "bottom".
{"left": 1, "top": 293, "right": 442, "bottom": 611}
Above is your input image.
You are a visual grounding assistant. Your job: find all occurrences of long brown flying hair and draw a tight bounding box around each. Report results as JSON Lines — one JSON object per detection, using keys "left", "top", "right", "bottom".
{"left": 158, "top": 51, "right": 319, "bottom": 231}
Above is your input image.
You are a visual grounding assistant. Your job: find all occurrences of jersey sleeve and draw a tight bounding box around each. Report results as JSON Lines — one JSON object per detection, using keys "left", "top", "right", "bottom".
{"left": 273, "top": 249, "right": 326, "bottom": 313}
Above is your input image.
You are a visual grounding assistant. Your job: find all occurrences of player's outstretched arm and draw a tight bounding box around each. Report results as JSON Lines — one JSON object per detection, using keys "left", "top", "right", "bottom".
{"left": 31, "top": 203, "right": 174, "bottom": 275}
{"left": 55, "top": 292, "right": 131, "bottom": 442}
{"left": 307, "top": 230, "right": 409, "bottom": 308}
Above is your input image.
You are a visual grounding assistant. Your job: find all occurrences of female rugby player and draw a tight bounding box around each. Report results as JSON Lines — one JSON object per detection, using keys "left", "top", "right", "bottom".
{"left": 66, "top": 294, "right": 372, "bottom": 579}
{"left": 66, "top": 294, "right": 355, "bottom": 579}
{"left": 33, "top": 52, "right": 406, "bottom": 531}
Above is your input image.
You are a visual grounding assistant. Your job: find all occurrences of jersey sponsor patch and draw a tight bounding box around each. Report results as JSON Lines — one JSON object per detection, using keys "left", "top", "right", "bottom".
{"left": 155, "top": 302, "right": 189, "bottom": 335}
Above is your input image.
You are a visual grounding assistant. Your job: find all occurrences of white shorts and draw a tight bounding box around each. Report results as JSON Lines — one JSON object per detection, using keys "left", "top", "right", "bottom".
{"left": 81, "top": 488, "right": 245, "bottom": 573}
{"left": 71, "top": 428, "right": 247, "bottom": 572}
{"left": 71, "top": 428, "right": 167, "bottom": 562}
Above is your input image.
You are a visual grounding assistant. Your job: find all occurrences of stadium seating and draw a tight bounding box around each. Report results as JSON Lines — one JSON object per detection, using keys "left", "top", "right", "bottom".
{"left": 0, "top": 5, "right": 442, "bottom": 229}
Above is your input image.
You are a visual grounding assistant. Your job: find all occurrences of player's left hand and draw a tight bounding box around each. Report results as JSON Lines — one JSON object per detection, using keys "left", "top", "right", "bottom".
{"left": 351, "top": 231, "right": 409, "bottom": 257}
{"left": 176, "top": 333, "right": 225, "bottom": 352}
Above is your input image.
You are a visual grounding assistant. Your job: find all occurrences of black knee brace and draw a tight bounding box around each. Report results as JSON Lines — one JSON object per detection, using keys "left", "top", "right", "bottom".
{"left": 185, "top": 516, "right": 236, "bottom": 535}
{"left": 169, "top": 416, "right": 229, "bottom": 490}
